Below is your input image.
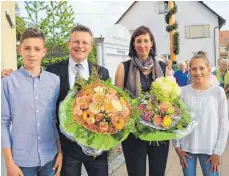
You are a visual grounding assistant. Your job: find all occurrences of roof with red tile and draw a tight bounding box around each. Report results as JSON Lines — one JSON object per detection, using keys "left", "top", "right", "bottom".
{"left": 219, "top": 31, "right": 229, "bottom": 46}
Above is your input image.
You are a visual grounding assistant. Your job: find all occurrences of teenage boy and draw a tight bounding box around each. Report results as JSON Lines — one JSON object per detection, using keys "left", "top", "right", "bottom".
{"left": 1, "top": 28, "right": 62, "bottom": 176}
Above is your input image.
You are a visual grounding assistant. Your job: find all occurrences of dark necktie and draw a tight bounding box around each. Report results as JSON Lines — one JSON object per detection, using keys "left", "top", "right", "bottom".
{"left": 75, "top": 63, "right": 83, "bottom": 81}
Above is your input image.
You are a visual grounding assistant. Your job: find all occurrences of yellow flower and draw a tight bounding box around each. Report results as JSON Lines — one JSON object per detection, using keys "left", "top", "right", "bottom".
{"left": 111, "top": 99, "right": 122, "bottom": 111}
{"left": 162, "top": 116, "right": 172, "bottom": 128}
{"left": 112, "top": 118, "right": 125, "bottom": 130}
{"left": 119, "top": 97, "right": 126, "bottom": 106}
{"left": 94, "top": 86, "right": 105, "bottom": 93}
{"left": 89, "top": 103, "right": 102, "bottom": 114}
{"left": 92, "top": 93, "right": 105, "bottom": 104}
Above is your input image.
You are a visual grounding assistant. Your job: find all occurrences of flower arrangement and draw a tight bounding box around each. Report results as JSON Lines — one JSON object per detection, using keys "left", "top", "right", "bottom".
{"left": 59, "top": 68, "right": 136, "bottom": 155}
{"left": 134, "top": 76, "right": 198, "bottom": 141}
{"left": 72, "top": 82, "right": 131, "bottom": 134}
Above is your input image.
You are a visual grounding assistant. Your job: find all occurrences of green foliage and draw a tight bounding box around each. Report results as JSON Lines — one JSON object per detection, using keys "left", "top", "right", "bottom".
{"left": 166, "top": 22, "right": 178, "bottom": 32}
{"left": 17, "top": 56, "right": 68, "bottom": 69}
{"left": 173, "top": 32, "right": 180, "bottom": 55}
{"left": 165, "top": 2, "right": 177, "bottom": 24}
{"left": 42, "top": 1, "right": 76, "bottom": 56}
{"left": 172, "top": 63, "right": 179, "bottom": 72}
{"left": 24, "top": 1, "right": 48, "bottom": 28}
{"left": 22, "top": 1, "right": 76, "bottom": 57}
{"left": 88, "top": 44, "right": 97, "bottom": 64}
{"left": 16, "top": 3, "right": 26, "bottom": 42}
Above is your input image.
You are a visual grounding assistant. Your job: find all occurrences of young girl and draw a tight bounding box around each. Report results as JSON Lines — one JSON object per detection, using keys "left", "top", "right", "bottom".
{"left": 173, "top": 53, "right": 229, "bottom": 176}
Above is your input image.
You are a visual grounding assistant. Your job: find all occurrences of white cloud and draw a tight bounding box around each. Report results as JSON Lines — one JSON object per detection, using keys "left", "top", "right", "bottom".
{"left": 203, "top": 1, "right": 229, "bottom": 30}
{"left": 68, "top": 1, "right": 133, "bottom": 37}
{"left": 18, "top": 1, "right": 229, "bottom": 37}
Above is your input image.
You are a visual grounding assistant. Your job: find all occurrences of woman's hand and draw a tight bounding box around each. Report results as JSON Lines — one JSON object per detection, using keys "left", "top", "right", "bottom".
{"left": 175, "top": 147, "right": 192, "bottom": 168}
{"left": 205, "top": 154, "right": 220, "bottom": 173}
{"left": 53, "top": 152, "right": 63, "bottom": 176}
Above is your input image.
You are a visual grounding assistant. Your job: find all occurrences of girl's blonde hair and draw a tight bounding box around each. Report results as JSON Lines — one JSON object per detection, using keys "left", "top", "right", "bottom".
{"left": 190, "top": 51, "right": 210, "bottom": 67}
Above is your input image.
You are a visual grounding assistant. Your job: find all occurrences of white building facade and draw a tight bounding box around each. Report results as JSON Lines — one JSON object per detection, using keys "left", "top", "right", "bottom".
{"left": 96, "top": 24, "right": 131, "bottom": 82}
{"left": 116, "top": 1, "right": 226, "bottom": 66}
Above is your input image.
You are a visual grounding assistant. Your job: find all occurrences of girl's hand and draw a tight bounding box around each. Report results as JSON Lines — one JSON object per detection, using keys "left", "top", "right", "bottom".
{"left": 175, "top": 147, "right": 192, "bottom": 168}
{"left": 205, "top": 154, "right": 220, "bottom": 173}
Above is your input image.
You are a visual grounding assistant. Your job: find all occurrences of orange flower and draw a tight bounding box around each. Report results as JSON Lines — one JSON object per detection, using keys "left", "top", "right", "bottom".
{"left": 84, "top": 89, "right": 94, "bottom": 95}
{"left": 73, "top": 105, "right": 82, "bottom": 116}
{"left": 113, "top": 119, "right": 124, "bottom": 130}
{"left": 82, "top": 110, "right": 95, "bottom": 125}
{"left": 160, "top": 102, "right": 169, "bottom": 113}
{"left": 76, "top": 96, "right": 89, "bottom": 109}
{"left": 121, "top": 106, "right": 130, "bottom": 117}
{"left": 96, "top": 113, "right": 104, "bottom": 122}
{"left": 111, "top": 114, "right": 119, "bottom": 124}
{"left": 99, "top": 122, "right": 109, "bottom": 132}
{"left": 153, "top": 115, "right": 163, "bottom": 126}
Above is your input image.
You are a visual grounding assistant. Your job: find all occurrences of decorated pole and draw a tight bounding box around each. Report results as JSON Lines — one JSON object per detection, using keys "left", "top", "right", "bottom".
{"left": 168, "top": 1, "right": 176, "bottom": 62}
{"left": 165, "top": 1, "right": 180, "bottom": 63}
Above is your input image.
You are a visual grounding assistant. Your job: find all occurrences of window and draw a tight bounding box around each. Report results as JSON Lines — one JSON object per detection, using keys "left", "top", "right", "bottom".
{"left": 159, "top": 1, "right": 168, "bottom": 14}
{"left": 185, "top": 24, "right": 210, "bottom": 39}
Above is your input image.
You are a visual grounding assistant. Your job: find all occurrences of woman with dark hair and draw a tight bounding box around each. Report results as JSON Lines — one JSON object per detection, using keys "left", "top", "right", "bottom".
{"left": 115, "top": 26, "right": 169, "bottom": 176}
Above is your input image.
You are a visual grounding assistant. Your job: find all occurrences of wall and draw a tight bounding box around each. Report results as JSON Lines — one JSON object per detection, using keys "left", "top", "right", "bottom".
{"left": 1, "top": 1, "right": 17, "bottom": 70}
{"left": 118, "top": 1, "right": 220, "bottom": 65}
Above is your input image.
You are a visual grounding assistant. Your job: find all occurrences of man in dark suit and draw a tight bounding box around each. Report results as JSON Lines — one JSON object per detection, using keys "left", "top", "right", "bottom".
{"left": 46, "top": 25, "right": 109, "bottom": 176}
{"left": 1, "top": 25, "right": 109, "bottom": 176}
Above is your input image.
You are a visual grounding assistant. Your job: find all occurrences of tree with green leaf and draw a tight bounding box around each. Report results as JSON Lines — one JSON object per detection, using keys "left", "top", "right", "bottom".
{"left": 16, "top": 3, "right": 26, "bottom": 42}
{"left": 43, "top": 1, "right": 76, "bottom": 57}
{"left": 88, "top": 44, "right": 97, "bottom": 64}
{"left": 24, "top": 1, "right": 48, "bottom": 28}
{"left": 24, "top": 1, "right": 76, "bottom": 58}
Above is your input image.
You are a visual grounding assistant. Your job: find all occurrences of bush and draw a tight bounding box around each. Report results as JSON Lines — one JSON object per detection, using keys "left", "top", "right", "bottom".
{"left": 17, "top": 56, "right": 68, "bottom": 70}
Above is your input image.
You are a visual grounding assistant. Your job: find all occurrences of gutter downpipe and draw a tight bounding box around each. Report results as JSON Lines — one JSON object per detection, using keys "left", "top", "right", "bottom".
{"left": 214, "top": 21, "right": 226, "bottom": 66}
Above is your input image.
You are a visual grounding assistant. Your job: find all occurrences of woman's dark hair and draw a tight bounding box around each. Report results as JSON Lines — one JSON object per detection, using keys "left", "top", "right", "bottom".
{"left": 129, "top": 26, "right": 156, "bottom": 58}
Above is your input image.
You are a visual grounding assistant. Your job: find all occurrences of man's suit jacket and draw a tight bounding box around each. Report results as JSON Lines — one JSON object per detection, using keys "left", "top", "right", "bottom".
{"left": 46, "top": 59, "right": 109, "bottom": 148}
{"left": 158, "top": 60, "right": 166, "bottom": 76}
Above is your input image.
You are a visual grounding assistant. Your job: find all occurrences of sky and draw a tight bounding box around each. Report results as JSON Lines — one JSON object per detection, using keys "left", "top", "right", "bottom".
{"left": 18, "top": 1, "right": 229, "bottom": 37}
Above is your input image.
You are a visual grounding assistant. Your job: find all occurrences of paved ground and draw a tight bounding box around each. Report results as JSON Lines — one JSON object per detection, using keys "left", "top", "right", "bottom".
{"left": 111, "top": 141, "right": 229, "bottom": 176}
{"left": 1, "top": 141, "right": 228, "bottom": 176}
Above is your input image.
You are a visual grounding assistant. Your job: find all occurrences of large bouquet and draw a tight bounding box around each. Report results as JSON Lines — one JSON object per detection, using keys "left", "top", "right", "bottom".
{"left": 59, "top": 70, "right": 136, "bottom": 156}
{"left": 134, "top": 76, "right": 198, "bottom": 141}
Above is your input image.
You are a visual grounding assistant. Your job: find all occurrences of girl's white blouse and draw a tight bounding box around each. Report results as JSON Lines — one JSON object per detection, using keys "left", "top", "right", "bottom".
{"left": 173, "top": 84, "right": 229, "bottom": 155}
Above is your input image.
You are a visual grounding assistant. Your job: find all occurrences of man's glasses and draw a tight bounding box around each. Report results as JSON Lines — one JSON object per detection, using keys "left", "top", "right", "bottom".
{"left": 69, "top": 40, "right": 91, "bottom": 47}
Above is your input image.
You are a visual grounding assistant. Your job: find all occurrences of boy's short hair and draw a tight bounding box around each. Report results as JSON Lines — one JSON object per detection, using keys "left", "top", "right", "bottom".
{"left": 69, "top": 24, "right": 93, "bottom": 38}
{"left": 20, "top": 28, "right": 45, "bottom": 45}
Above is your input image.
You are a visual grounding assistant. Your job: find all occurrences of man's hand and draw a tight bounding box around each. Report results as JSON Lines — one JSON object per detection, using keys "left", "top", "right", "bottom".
{"left": 175, "top": 147, "right": 192, "bottom": 168}
{"left": 6, "top": 160, "right": 24, "bottom": 176}
{"left": 1, "top": 69, "right": 13, "bottom": 78}
{"left": 53, "top": 152, "right": 63, "bottom": 176}
{"left": 205, "top": 154, "right": 220, "bottom": 173}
